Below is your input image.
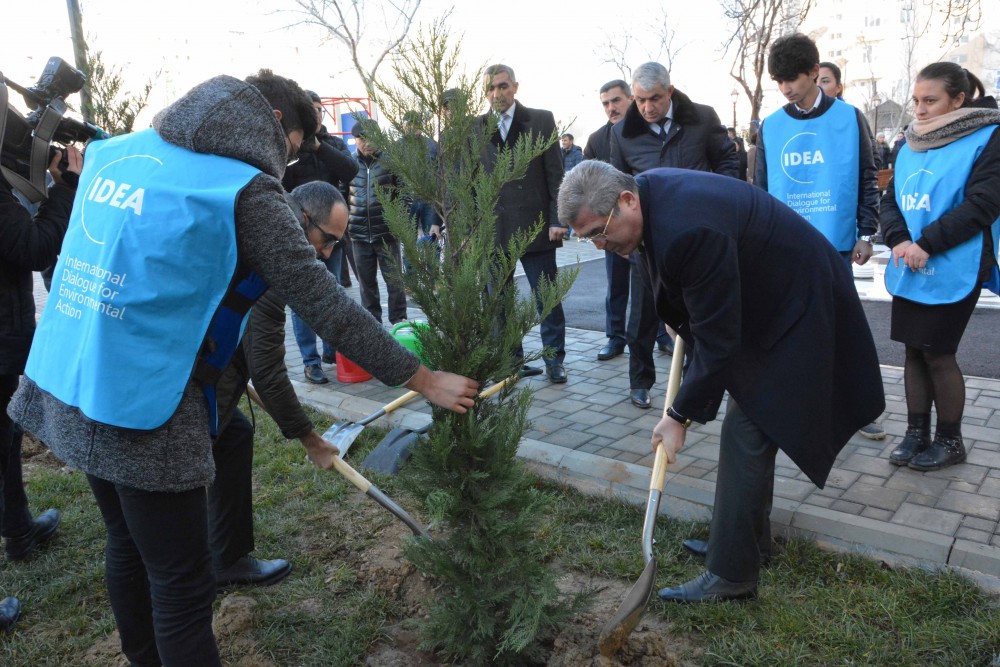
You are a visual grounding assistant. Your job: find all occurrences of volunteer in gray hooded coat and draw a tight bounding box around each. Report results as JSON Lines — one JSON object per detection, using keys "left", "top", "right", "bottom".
{"left": 8, "top": 70, "right": 477, "bottom": 666}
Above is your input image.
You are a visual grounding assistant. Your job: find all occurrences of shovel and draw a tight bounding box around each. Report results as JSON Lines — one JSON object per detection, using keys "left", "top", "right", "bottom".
{"left": 361, "top": 374, "right": 517, "bottom": 475}
{"left": 598, "top": 337, "right": 686, "bottom": 657}
{"left": 244, "top": 384, "right": 430, "bottom": 538}
{"left": 322, "top": 389, "right": 422, "bottom": 459}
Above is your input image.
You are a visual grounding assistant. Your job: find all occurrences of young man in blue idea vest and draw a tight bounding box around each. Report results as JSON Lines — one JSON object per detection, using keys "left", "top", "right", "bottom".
{"left": 754, "top": 33, "right": 885, "bottom": 441}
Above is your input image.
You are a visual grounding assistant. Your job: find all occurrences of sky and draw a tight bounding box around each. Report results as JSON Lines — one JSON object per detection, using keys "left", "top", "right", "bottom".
{"left": 4, "top": 0, "right": 777, "bottom": 139}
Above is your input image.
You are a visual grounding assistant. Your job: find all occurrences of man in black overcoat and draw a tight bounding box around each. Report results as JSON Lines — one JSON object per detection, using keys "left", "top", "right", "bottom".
{"left": 558, "top": 161, "right": 884, "bottom": 602}
{"left": 478, "top": 64, "right": 569, "bottom": 383}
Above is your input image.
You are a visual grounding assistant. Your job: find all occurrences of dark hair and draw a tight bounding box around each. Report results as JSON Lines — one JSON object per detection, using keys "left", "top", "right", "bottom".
{"left": 290, "top": 180, "right": 346, "bottom": 227}
{"left": 818, "top": 61, "right": 842, "bottom": 85}
{"left": 600, "top": 79, "right": 631, "bottom": 96}
{"left": 727, "top": 127, "right": 736, "bottom": 134}
{"left": 245, "top": 69, "right": 316, "bottom": 144}
{"left": 915, "top": 62, "right": 985, "bottom": 106}
{"left": 768, "top": 33, "right": 820, "bottom": 82}
{"left": 305, "top": 89, "right": 322, "bottom": 104}
{"left": 561, "top": 133, "right": 574, "bottom": 140}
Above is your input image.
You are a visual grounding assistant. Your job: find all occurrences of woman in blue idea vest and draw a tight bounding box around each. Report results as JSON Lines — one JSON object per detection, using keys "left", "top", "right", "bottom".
{"left": 881, "top": 62, "right": 1000, "bottom": 471}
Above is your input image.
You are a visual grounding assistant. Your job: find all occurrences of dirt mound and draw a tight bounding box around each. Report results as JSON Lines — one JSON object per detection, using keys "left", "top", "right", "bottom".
{"left": 20, "top": 431, "right": 68, "bottom": 473}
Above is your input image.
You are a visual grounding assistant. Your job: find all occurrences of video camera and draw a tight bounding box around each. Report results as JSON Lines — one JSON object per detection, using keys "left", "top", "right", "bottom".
{"left": 1, "top": 56, "right": 109, "bottom": 203}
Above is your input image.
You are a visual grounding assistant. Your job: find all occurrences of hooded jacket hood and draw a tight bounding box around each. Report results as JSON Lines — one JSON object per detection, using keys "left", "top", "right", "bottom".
{"left": 152, "top": 75, "right": 287, "bottom": 179}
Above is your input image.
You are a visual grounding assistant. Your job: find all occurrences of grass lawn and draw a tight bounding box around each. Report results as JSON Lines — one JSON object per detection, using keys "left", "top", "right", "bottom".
{"left": 2, "top": 400, "right": 998, "bottom": 666}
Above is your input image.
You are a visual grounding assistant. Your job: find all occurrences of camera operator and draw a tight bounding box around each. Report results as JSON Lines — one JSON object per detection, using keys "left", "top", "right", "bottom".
{"left": 0, "top": 144, "right": 82, "bottom": 631}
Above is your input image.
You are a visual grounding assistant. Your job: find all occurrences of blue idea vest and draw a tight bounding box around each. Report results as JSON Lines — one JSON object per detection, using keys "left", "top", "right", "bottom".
{"left": 763, "top": 99, "right": 860, "bottom": 251}
{"left": 25, "top": 128, "right": 262, "bottom": 431}
{"left": 884, "top": 125, "right": 1000, "bottom": 305}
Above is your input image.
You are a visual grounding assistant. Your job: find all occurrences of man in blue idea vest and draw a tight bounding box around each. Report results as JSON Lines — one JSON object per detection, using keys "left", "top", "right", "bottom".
{"left": 754, "top": 33, "right": 885, "bottom": 442}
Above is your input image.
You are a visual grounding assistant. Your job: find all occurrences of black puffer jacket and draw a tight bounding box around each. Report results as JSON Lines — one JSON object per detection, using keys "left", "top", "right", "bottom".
{"left": 0, "top": 176, "right": 75, "bottom": 374}
{"left": 282, "top": 127, "right": 358, "bottom": 197}
{"left": 348, "top": 151, "right": 398, "bottom": 242}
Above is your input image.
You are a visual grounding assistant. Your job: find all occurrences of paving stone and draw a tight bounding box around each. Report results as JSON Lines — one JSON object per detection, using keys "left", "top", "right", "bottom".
{"left": 907, "top": 493, "right": 939, "bottom": 507}
{"left": 570, "top": 409, "right": 615, "bottom": 427}
{"left": 948, "top": 539, "right": 1000, "bottom": 577}
{"left": 803, "top": 494, "right": 837, "bottom": 509}
{"left": 587, "top": 421, "right": 640, "bottom": 440}
{"left": 947, "top": 480, "right": 981, "bottom": 494}
{"left": 831, "top": 500, "right": 864, "bottom": 515}
{"left": 956, "top": 527, "right": 993, "bottom": 544}
{"left": 920, "top": 463, "right": 988, "bottom": 486}
{"left": 858, "top": 474, "right": 888, "bottom": 487}
{"left": 937, "top": 489, "right": 1000, "bottom": 521}
{"left": 824, "top": 468, "right": 861, "bottom": 490}
{"left": 840, "top": 452, "right": 898, "bottom": 477}
{"left": 810, "top": 486, "right": 844, "bottom": 499}
{"left": 981, "top": 477, "right": 1000, "bottom": 499}
{"left": 684, "top": 441, "right": 721, "bottom": 461}
{"left": 961, "top": 515, "right": 997, "bottom": 532}
{"left": 862, "top": 507, "right": 894, "bottom": 522}
{"left": 841, "top": 482, "right": 908, "bottom": 512}
{"left": 588, "top": 436, "right": 615, "bottom": 449}
{"left": 575, "top": 442, "right": 602, "bottom": 455}
{"left": 531, "top": 415, "right": 574, "bottom": 434}
{"left": 774, "top": 477, "right": 814, "bottom": 502}
{"left": 966, "top": 447, "right": 1000, "bottom": 469}
{"left": 892, "top": 502, "right": 962, "bottom": 536}
{"left": 540, "top": 428, "right": 594, "bottom": 449}
{"left": 793, "top": 505, "right": 952, "bottom": 562}
{"left": 884, "top": 471, "right": 950, "bottom": 496}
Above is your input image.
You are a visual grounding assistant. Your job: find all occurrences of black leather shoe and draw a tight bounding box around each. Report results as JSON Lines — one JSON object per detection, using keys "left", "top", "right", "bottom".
{"left": 657, "top": 337, "right": 675, "bottom": 355}
{"left": 519, "top": 365, "right": 544, "bottom": 378}
{"left": 546, "top": 364, "right": 568, "bottom": 384}
{"left": 596, "top": 342, "right": 625, "bottom": 361}
{"left": 658, "top": 570, "right": 756, "bottom": 603}
{"left": 0, "top": 597, "right": 20, "bottom": 632}
{"left": 304, "top": 364, "right": 329, "bottom": 384}
{"left": 889, "top": 426, "right": 931, "bottom": 465}
{"left": 683, "top": 538, "right": 708, "bottom": 558}
{"left": 682, "top": 538, "right": 772, "bottom": 567}
{"left": 629, "top": 388, "right": 651, "bottom": 409}
{"left": 909, "top": 434, "right": 966, "bottom": 472}
{"left": 216, "top": 556, "right": 292, "bottom": 588}
{"left": 5, "top": 509, "right": 60, "bottom": 561}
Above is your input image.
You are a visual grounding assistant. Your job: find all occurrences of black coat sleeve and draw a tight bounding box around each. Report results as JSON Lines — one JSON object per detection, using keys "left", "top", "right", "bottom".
{"left": 914, "top": 127, "right": 1000, "bottom": 255}
{"left": 855, "top": 109, "right": 880, "bottom": 237}
{"left": 0, "top": 177, "right": 75, "bottom": 270}
{"left": 753, "top": 122, "right": 769, "bottom": 191}
{"left": 661, "top": 227, "right": 743, "bottom": 424}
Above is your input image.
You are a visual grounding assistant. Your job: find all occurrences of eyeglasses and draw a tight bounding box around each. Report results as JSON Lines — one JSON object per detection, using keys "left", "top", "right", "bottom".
{"left": 303, "top": 211, "right": 340, "bottom": 249}
{"left": 578, "top": 208, "right": 615, "bottom": 243}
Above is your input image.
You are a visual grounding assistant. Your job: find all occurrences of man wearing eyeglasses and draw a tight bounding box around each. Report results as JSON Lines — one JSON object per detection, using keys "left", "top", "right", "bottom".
{"left": 209, "top": 181, "right": 347, "bottom": 591}
{"left": 558, "top": 161, "right": 883, "bottom": 603}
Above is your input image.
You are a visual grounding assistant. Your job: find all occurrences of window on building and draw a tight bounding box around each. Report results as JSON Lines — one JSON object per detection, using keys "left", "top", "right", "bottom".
{"left": 951, "top": 54, "right": 968, "bottom": 64}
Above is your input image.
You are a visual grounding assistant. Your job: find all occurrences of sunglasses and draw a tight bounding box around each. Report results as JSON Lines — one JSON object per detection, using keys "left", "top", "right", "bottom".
{"left": 303, "top": 211, "right": 340, "bottom": 249}
{"left": 578, "top": 207, "right": 615, "bottom": 243}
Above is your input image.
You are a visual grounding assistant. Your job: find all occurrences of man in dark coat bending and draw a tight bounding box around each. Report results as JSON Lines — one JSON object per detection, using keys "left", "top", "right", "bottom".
{"left": 558, "top": 161, "right": 884, "bottom": 602}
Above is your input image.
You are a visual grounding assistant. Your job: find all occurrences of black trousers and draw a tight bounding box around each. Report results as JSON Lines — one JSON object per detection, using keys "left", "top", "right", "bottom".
{"left": 0, "top": 374, "right": 32, "bottom": 539}
{"left": 208, "top": 409, "right": 255, "bottom": 571}
{"left": 705, "top": 400, "right": 776, "bottom": 584}
{"left": 88, "top": 475, "right": 221, "bottom": 667}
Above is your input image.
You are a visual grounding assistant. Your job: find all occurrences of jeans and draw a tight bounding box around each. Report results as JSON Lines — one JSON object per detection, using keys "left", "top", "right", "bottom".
{"left": 290, "top": 247, "right": 342, "bottom": 367}
{"left": 88, "top": 475, "right": 220, "bottom": 667}
{"left": 0, "top": 375, "right": 32, "bottom": 539}
{"left": 517, "top": 249, "right": 566, "bottom": 365}
{"left": 352, "top": 236, "right": 408, "bottom": 324}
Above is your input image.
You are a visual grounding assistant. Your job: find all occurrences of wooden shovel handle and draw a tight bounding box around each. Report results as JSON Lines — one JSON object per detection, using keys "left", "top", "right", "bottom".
{"left": 382, "top": 390, "right": 421, "bottom": 415}
{"left": 330, "top": 455, "right": 371, "bottom": 493}
{"left": 650, "top": 337, "right": 686, "bottom": 493}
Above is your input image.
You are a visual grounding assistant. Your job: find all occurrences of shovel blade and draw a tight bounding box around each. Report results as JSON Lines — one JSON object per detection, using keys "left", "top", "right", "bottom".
{"left": 361, "top": 427, "right": 423, "bottom": 475}
{"left": 597, "top": 558, "right": 657, "bottom": 657}
{"left": 322, "top": 422, "right": 365, "bottom": 459}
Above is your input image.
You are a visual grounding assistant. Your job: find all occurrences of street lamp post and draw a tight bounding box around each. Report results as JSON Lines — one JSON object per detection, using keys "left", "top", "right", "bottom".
{"left": 730, "top": 88, "right": 739, "bottom": 129}
{"left": 872, "top": 91, "right": 882, "bottom": 138}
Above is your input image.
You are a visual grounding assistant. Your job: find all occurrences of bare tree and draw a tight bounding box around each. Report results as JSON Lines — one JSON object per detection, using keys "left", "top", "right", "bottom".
{"left": 285, "top": 0, "right": 426, "bottom": 94}
{"left": 722, "top": 0, "right": 813, "bottom": 123}
{"left": 597, "top": 3, "right": 684, "bottom": 81}
{"left": 920, "top": 0, "right": 982, "bottom": 44}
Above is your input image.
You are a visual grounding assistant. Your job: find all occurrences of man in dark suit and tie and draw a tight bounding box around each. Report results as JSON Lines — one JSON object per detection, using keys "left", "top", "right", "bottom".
{"left": 479, "top": 64, "right": 569, "bottom": 383}
{"left": 558, "top": 160, "right": 884, "bottom": 602}
{"left": 610, "top": 62, "right": 740, "bottom": 411}
{"left": 584, "top": 80, "right": 634, "bottom": 363}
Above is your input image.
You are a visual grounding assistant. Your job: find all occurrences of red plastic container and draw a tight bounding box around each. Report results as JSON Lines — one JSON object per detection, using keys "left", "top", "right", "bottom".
{"left": 335, "top": 351, "right": 372, "bottom": 383}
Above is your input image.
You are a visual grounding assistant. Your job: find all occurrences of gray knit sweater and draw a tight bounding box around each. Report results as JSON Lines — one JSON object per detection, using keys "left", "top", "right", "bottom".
{"left": 9, "top": 76, "right": 419, "bottom": 492}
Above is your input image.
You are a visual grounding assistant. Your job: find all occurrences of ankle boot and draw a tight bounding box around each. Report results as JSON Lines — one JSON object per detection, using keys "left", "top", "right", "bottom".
{"left": 889, "top": 414, "right": 930, "bottom": 466}
{"left": 909, "top": 433, "right": 966, "bottom": 472}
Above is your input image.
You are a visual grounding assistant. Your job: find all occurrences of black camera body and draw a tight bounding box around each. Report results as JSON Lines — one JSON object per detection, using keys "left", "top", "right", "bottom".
{"left": 1, "top": 57, "right": 108, "bottom": 203}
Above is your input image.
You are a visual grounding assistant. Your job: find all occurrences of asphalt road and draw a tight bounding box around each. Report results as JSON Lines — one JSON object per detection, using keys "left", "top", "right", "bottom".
{"left": 519, "top": 257, "right": 1000, "bottom": 380}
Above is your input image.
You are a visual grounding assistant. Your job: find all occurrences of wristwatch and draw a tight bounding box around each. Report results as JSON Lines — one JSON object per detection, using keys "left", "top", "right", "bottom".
{"left": 859, "top": 235, "right": 876, "bottom": 244}
{"left": 666, "top": 406, "right": 693, "bottom": 429}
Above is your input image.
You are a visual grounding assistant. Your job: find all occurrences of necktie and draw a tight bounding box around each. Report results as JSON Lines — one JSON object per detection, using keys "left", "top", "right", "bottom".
{"left": 657, "top": 117, "right": 670, "bottom": 142}
{"left": 499, "top": 113, "right": 509, "bottom": 141}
